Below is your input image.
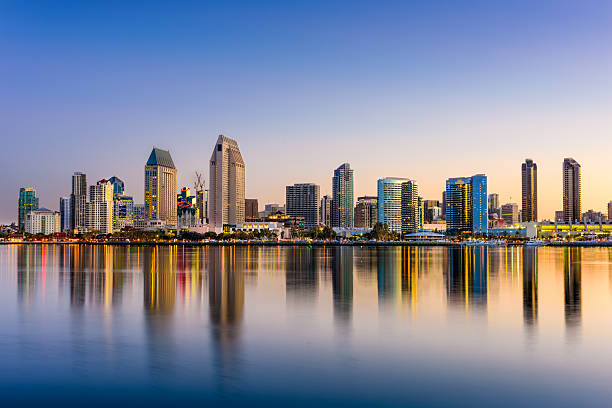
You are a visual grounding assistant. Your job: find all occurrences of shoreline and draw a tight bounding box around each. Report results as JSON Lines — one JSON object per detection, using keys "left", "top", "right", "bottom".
{"left": 2, "top": 241, "right": 612, "bottom": 247}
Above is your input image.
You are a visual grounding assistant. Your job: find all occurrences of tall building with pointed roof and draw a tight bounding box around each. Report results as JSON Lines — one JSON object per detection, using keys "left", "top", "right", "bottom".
{"left": 209, "top": 135, "right": 245, "bottom": 228}
{"left": 145, "top": 147, "right": 178, "bottom": 227}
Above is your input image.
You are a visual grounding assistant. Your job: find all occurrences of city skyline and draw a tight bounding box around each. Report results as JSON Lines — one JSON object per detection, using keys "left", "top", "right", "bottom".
{"left": 3, "top": 1, "right": 612, "bottom": 223}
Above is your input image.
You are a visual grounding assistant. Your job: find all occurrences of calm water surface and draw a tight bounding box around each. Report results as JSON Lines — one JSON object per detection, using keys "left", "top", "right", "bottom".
{"left": 1, "top": 244, "right": 611, "bottom": 406}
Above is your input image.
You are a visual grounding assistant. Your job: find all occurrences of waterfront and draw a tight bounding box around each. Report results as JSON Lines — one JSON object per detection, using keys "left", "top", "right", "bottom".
{"left": 2, "top": 244, "right": 612, "bottom": 406}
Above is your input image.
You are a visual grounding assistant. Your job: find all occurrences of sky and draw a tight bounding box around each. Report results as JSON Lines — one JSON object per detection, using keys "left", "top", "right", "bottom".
{"left": 1, "top": 0, "right": 612, "bottom": 224}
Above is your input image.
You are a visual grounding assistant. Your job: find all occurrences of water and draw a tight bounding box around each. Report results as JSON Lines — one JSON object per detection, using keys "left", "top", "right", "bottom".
{"left": 1, "top": 244, "right": 611, "bottom": 406}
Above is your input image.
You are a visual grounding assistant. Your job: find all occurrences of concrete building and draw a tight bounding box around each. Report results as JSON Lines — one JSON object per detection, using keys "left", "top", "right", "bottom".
{"left": 87, "top": 179, "right": 114, "bottom": 234}
{"left": 18, "top": 187, "right": 39, "bottom": 231}
{"left": 133, "top": 204, "right": 147, "bottom": 229}
{"left": 354, "top": 196, "right": 377, "bottom": 228}
{"left": 209, "top": 135, "right": 245, "bottom": 228}
{"left": 25, "top": 209, "right": 60, "bottom": 235}
{"left": 423, "top": 199, "right": 440, "bottom": 223}
{"left": 320, "top": 195, "right": 332, "bottom": 226}
{"left": 59, "top": 197, "right": 71, "bottom": 232}
{"left": 501, "top": 203, "right": 519, "bottom": 226}
{"left": 582, "top": 210, "right": 606, "bottom": 223}
{"left": 145, "top": 147, "right": 178, "bottom": 227}
{"left": 521, "top": 159, "right": 538, "bottom": 222}
{"left": 445, "top": 174, "right": 488, "bottom": 234}
{"left": 562, "top": 158, "right": 581, "bottom": 223}
{"left": 331, "top": 163, "right": 354, "bottom": 228}
{"left": 609, "top": 201, "right": 612, "bottom": 222}
{"left": 245, "top": 198, "right": 259, "bottom": 221}
{"left": 286, "top": 183, "right": 320, "bottom": 230}
{"left": 488, "top": 193, "right": 500, "bottom": 217}
{"left": 555, "top": 210, "right": 564, "bottom": 223}
{"left": 113, "top": 195, "right": 134, "bottom": 231}
{"left": 70, "top": 172, "right": 87, "bottom": 233}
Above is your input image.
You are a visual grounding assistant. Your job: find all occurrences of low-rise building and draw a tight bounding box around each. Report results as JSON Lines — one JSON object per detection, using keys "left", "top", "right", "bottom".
{"left": 25, "top": 209, "right": 60, "bottom": 235}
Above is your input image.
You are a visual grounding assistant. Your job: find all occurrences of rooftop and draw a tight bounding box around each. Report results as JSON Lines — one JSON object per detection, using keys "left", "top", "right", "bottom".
{"left": 146, "top": 148, "right": 176, "bottom": 169}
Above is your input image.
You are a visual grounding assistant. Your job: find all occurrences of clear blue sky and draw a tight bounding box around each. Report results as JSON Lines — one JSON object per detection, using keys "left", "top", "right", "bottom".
{"left": 2, "top": 0, "right": 612, "bottom": 223}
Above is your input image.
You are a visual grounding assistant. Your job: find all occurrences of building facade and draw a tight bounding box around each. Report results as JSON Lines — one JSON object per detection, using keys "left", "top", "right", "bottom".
{"left": 25, "top": 209, "right": 60, "bottom": 235}
{"left": 177, "top": 187, "right": 200, "bottom": 228}
{"left": 562, "top": 158, "right": 581, "bottom": 223}
{"left": 401, "top": 180, "right": 420, "bottom": 234}
{"left": 245, "top": 199, "right": 259, "bottom": 221}
{"left": 209, "top": 135, "right": 245, "bottom": 228}
{"left": 87, "top": 179, "right": 114, "bottom": 233}
{"left": 70, "top": 172, "right": 87, "bottom": 233}
{"left": 286, "top": 183, "right": 320, "bottom": 230}
{"left": 59, "top": 197, "right": 71, "bottom": 232}
{"left": 354, "top": 196, "right": 378, "bottom": 228}
{"left": 521, "top": 159, "right": 537, "bottom": 222}
{"left": 133, "top": 204, "right": 147, "bottom": 229}
{"left": 320, "top": 195, "right": 332, "bottom": 226}
{"left": 501, "top": 203, "right": 519, "bottom": 226}
{"left": 145, "top": 148, "right": 178, "bottom": 227}
{"left": 609, "top": 201, "right": 612, "bottom": 222}
{"left": 113, "top": 195, "right": 134, "bottom": 231}
{"left": 446, "top": 174, "right": 488, "bottom": 234}
{"left": 488, "top": 193, "right": 499, "bottom": 217}
{"left": 331, "top": 163, "right": 354, "bottom": 228}
{"left": 377, "top": 178, "right": 407, "bottom": 233}
{"left": 108, "top": 176, "right": 125, "bottom": 196}
{"left": 18, "top": 187, "right": 39, "bottom": 231}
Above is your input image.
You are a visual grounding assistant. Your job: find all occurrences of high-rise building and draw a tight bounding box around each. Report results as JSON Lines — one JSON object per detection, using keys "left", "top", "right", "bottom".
{"left": 245, "top": 199, "right": 259, "bottom": 221}
{"left": 563, "top": 158, "right": 581, "bottom": 223}
{"left": 18, "top": 187, "right": 39, "bottom": 231}
{"left": 177, "top": 187, "right": 200, "bottom": 228}
{"left": 320, "top": 195, "right": 332, "bottom": 226}
{"left": 354, "top": 196, "right": 378, "bottom": 228}
{"left": 555, "top": 210, "right": 564, "bottom": 223}
{"left": 59, "top": 197, "right": 72, "bottom": 232}
{"left": 331, "top": 163, "right": 354, "bottom": 228}
{"left": 145, "top": 147, "right": 178, "bottom": 227}
{"left": 377, "top": 178, "right": 407, "bottom": 233}
{"left": 286, "top": 183, "right": 320, "bottom": 229}
{"left": 209, "top": 135, "right": 245, "bottom": 228}
{"left": 501, "top": 203, "right": 519, "bottom": 226}
{"left": 445, "top": 174, "right": 488, "bottom": 234}
{"left": 521, "top": 159, "right": 538, "bottom": 222}
{"left": 70, "top": 172, "right": 87, "bottom": 233}
{"left": 608, "top": 201, "right": 612, "bottom": 222}
{"left": 133, "top": 204, "right": 147, "bottom": 229}
{"left": 488, "top": 193, "right": 499, "bottom": 217}
{"left": 25, "top": 209, "right": 60, "bottom": 235}
{"left": 113, "top": 195, "right": 134, "bottom": 231}
{"left": 107, "top": 176, "right": 125, "bottom": 196}
{"left": 423, "top": 200, "right": 440, "bottom": 223}
{"left": 87, "top": 179, "right": 114, "bottom": 233}
{"left": 401, "top": 180, "right": 420, "bottom": 234}
{"left": 442, "top": 191, "right": 446, "bottom": 220}
{"left": 195, "top": 189, "right": 208, "bottom": 224}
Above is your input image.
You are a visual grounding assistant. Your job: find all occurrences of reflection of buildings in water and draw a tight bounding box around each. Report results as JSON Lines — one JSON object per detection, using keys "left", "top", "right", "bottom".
{"left": 208, "top": 246, "right": 244, "bottom": 392}
{"left": 445, "top": 247, "right": 488, "bottom": 311}
{"left": 16, "top": 245, "right": 38, "bottom": 305}
{"left": 69, "top": 245, "right": 87, "bottom": 307}
{"left": 522, "top": 247, "right": 538, "bottom": 327}
{"left": 377, "top": 247, "right": 402, "bottom": 303}
{"left": 563, "top": 247, "right": 582, "bottom": 329}
{"left": 331, "top": 247, "right": 353, "bottom": 324}
{"left": 400, "top": 247, "right": 420, "bottom": 307}
{"left": 285, "top": 247, "right": 319, "bottom": 303}
{"left": 175, "top": 246, "right": 204, "bottom": 305}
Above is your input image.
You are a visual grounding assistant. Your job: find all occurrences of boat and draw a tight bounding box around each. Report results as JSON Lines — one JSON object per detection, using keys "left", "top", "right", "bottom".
{"left": 462, "top": 240, "right": 486, "bottom": 246}
{"left": 487, "top": 239, "right": 507, "bottom": 246}
{"left": 524, "top": 239, "right": 547, "bottom": 247}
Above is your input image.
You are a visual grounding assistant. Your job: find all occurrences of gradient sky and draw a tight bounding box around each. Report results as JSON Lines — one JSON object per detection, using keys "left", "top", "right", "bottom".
{"left": 2, "top": 0, "right": 612, "bottom": 224}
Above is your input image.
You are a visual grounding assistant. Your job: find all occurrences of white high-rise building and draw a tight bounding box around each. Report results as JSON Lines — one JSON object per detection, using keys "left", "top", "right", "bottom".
{"left": 87, "top": 179, "right": 114, "bottom": 233}
{"left": 25, "top": 209, "right": 60, "bottom": 235}
{"left": 209, "top": 135, "right": 245, "bottom": 229}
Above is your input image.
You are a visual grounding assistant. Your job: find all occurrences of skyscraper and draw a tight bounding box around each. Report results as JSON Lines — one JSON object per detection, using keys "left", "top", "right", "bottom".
{"left": 521, "top": 159, "right": 537, "bottom": 222}
{"left": 87, "top": 179, "right": 114, "bottom": 233}
{"left": 59, "top": 197, "right": 71, "bottom": 232}
{"left": 332, "top": 163, "right": 354, "bottom": 228}
{"left": 501, "top": 203, "right": 519, "bottom": 225}
{"left": 107, "top": 176, "right": 125, "bottom": 196}
{"left": 245, "top": 199, "right": 259, "bottom": 221}
{"left": 377, "top": 178, "right": 407, "bottom": 233}
{"left": 145, "top": 147, "right": 178, "bottom": 227}
{"left": 488, "top": 193, "right": 499, "bottom": 216}
{"left": 445, "top": 174, "right": 488, "bottom": 234}
{"left": 401, "top": 180, "right": 420, "bottom": 234}
{"left": 286, "top": 183, "right": 320, "bottom": 229}
{"left": 563, "top": 158, "right": 581, "bottom": 223}
{"left": 113, "top": 195, "right": 134, "bottom": 231}
{"left": 354, "top": 196, "right": 378, "bottom": 228}
{"left": 71, "top": 172, "right": 87, "bottom": 233}
{"left": 320, "top": 195, "right": 332, "bottom": 226}
{"left": 608, "top": 201, "right": 612, "bottom": 222}
{"left": 209, "top": 135, "right": 245, "bottom": 228}
{"left": 18, "top": 187, "right": 39, "bottom": 231}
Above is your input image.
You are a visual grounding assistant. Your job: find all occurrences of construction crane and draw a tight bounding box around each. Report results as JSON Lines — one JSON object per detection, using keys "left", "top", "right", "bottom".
{"left": 194, "top": 171, "right": 204, "bottom": 192}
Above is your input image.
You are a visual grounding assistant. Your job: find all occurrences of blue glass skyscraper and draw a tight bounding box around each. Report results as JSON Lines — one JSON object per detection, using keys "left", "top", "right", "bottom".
{"left": 445, "top": 174, "right": 488, "bottom": 235}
